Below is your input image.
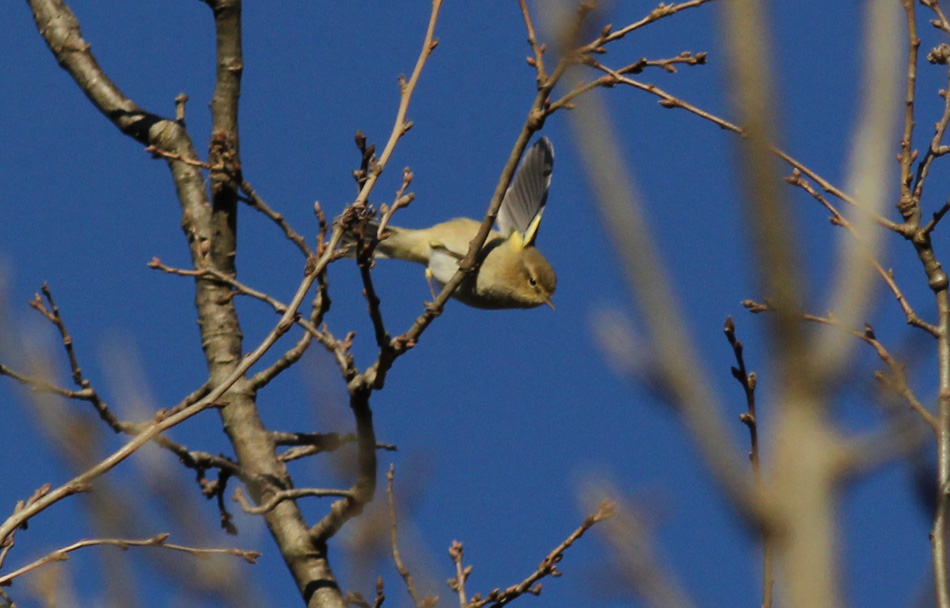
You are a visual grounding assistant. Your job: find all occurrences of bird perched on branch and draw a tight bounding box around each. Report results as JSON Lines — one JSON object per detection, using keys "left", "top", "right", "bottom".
{"left": 353, "top": 137, "right": 557, "bottom": 309}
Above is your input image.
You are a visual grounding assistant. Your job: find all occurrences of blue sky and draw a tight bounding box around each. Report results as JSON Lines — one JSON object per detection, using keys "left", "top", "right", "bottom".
{"left": 0, "top": 2, "right": 943, "bottom": 607}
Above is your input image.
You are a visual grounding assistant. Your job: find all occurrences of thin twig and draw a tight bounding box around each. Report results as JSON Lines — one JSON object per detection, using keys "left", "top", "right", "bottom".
{"left": 922, "top": 0, "right": 950, "bottom": 35}
{"left": 583, "top": 59, "right": 906, "bottom": 234}
{"left": 0, "top": 225, "right": 346, "bottom": 545}
{"left": 387, "top": 465, "right": 428, "bottom": 608}
{"left": 900, "top": 0, "right": 921, "bottom": 203}
{"left": 579, "top": 0, "right": 719, "bottom": 51}
{"left": 239, "top": 178, "right": 313, "bottom": 257}
{"left": 448, "top": 541, "right": 469, "bottom": 607}
{"left": 518, "top": 0, "right": 547, "bottom": 84}
{"left": 466, "top": 500, "right": 615, "bottom": 608}
{"left": 234, "top": 486, "right": 353, "bottom": 515}
{"left": 723, "top": 317, "right": 773, "bottom": 608}
{"left": 786, "top": 170, "right": 938, "bottom": 336}
{"left": 911, "top": 66, "right": 950, "bottom": 211}
{"left": 0, "top": 534, "right": 260, "bottom": 587}
{"left": 743, "top": 300, "right": 938, "bottom": 431}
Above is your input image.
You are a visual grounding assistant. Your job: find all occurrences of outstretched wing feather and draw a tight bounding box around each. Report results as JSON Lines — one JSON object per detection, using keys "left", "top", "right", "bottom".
{"left": 496, "top": 137, "right": 554, "bottom": 239}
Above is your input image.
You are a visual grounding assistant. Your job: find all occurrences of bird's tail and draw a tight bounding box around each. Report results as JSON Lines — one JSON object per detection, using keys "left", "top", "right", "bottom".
{"left": 341, "top": 221, "right": 428, "bottom": 264}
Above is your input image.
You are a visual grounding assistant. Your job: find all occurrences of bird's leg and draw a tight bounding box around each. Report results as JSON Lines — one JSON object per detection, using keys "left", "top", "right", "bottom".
{"left": 424, "top": 268, "right": 439, "bottom": 301}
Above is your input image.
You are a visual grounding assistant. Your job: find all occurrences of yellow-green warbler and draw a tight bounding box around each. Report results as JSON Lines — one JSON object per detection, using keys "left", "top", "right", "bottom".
{"left": 355, "top": 137, "right": 556, "bottom": 309}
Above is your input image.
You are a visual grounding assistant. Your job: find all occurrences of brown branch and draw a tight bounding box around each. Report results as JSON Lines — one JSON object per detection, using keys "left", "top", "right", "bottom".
{"left": 349, "top": 0, "right": 442, "bottom": 213}
{"left": 386, "top": 465, "right": 433, "bottom": 608}
{"left": 723, "top": 317, "right": 773, "bottom": 608}
{"left": 911, "top": 65, "right": 950, "bottom": 215}
{"left": 464, "top": 500, "right": 615, "bottom": 608}
{"left": 0, "top": 534, "right": 260, "bottom": 587}
{"left": 583, "top": 60, "right": 906, "bottom": 235}
{"left": 900, "top": 0, "right": 921, "bottom": 203}
{"left": 923, "top": 198, "right": 950, "bottom": 235}
{"left": 239, "top": 178, "right": 313, "bottom": 258}
{"left": 0, "top": 288, "right": 258, "bottom": 516}
{"left": 580, "top": 0, "right": 720, "bottom": 51}
{"left": 144, "top": 145, "right": 211, "bottom": 168}
{"left": 249, "top": 269, "right": 331, "bottom": 390}
{"left": 743, "top": 300, "right": 938, "bottom": 431}
{"left": 277, "top": 434, "right": 397, "bottom": 464}
{"left": 309, "top": 387, "right": 377, "bottom": 542}
{"left": 234, "top": 487, "right": 353, "bottom": 515}
{"left": 785, "top": 170, "right": 939, "bottom": 336}
{"left": 923, "top": 0, "right": 950, "bottom": 34}
{"left": 148, "top": 257, "right": 355, "bottom": 383}
{"left": 448, "top": 541, "right": 470, "bottom": 607}
{"left": 20, "top": 284, "right": 125, "bottom": 431}
{"left": 547, "top": 52, "right": 707, "bottom": 113}
{"left": 518, "top": 0, "right": 547, "bottom": 84}
{"left": 0, "top": 233, "right": 339, "bottom": 549}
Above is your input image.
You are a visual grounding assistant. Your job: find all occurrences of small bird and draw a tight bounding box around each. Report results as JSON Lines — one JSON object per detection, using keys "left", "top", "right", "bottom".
{"left": 357, "top": 137, "right": 557, "bottom": 309}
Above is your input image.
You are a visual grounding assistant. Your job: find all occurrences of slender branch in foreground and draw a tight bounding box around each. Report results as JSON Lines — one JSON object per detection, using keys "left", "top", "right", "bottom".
{"left": 0, "top": 534, "right": 260, "bottom": 587}
{"left": 22, "top": 284, "right": 124, "bottom": 431}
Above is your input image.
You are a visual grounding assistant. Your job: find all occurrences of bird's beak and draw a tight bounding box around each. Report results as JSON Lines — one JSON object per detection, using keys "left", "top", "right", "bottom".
{"left": 543, "top": 296, "right": 555, "bottom": 310}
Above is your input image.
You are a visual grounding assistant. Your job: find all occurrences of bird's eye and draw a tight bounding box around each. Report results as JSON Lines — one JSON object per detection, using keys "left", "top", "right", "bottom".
{"left": 528, "top": 276, "right": 538, "bottom": 287}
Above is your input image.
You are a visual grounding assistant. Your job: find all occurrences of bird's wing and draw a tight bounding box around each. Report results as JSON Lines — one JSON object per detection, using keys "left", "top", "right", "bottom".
{"left": 496, "top": 137, "right": 554, "bottom": 246}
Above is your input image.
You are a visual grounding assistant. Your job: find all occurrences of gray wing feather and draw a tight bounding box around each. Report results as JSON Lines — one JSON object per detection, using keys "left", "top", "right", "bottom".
{"left": 496, "top": 137, "right": 554, "bottom": 237}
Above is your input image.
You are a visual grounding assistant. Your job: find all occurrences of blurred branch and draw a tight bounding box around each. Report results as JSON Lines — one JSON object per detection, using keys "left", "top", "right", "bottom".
{"left": 309, "top": 387, "right": 377, "bottom": 542}
{"left": 566, "top": 84, "right": 759, "bottom": 519}
{"left": 579, "top": 480, "right": 695, "bottom": 608}
{"left": 813, "top": 0, "right": 900, "bottom": 378}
